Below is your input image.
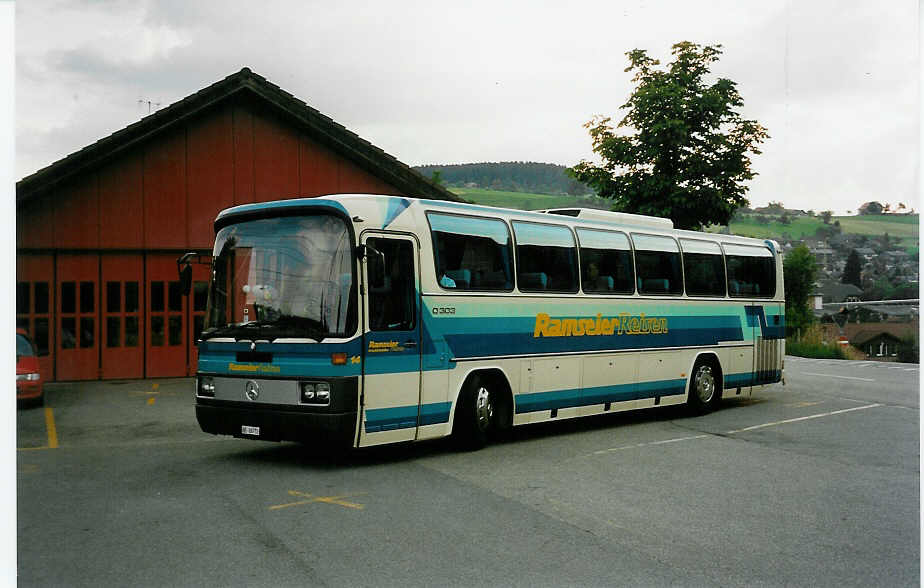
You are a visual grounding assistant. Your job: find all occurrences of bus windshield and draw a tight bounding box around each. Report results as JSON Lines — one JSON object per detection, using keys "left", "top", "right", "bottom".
{"left": 203, "top": 214, "right": 356, "bottom": 342}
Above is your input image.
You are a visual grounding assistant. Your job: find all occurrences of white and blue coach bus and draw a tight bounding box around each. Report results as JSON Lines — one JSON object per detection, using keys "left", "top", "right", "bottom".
{"left": 182, "top": 194, "right": 784, "bottom": 449}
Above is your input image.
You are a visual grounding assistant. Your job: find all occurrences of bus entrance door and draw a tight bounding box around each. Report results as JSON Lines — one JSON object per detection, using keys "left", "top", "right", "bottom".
{"left": 359, "top": 234, "right": 423, "bottom": 447}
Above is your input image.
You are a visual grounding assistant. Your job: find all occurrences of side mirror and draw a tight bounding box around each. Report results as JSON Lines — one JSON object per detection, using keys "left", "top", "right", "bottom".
{"left": 179, "top": 265, "right": 192, "bottom": 296}
{"left": 177, "top": 252, "right": 196, "bottom": 296}
{"left": 362, "top": 244, "right": 386, "bottom": 289}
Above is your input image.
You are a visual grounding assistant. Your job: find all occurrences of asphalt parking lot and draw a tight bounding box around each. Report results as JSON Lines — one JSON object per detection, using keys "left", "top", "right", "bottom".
{"left": 16, "top": 357, "right": 919, "bottom": 587}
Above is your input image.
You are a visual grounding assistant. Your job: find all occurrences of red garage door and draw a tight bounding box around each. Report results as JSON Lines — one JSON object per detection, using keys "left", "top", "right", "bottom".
{"left": 16, "top": 254, "right": 55, "bottom": 380}
{"left": 146, "top": 254, "right": 187, "bottom": 377}
{"left": 56, "top": 254, "right": 99, "bottom": 381}
{"left": 101, "top": 255, "right": 144, "bottom": 380}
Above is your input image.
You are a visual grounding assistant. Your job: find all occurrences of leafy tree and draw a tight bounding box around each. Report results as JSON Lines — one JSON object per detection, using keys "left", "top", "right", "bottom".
{"left": 783, "top": 244, "right": 817, "bottom": 336}
{"left": 859, "top": 201, "right": 884, "bottom": 215}
{"left": 569, "top": 42, "right": 768, "bottom": 230}
{"left": 778, "top": 212, "right": 791, "bottom": 225}
{"left": 841, "top": 249, "right": 862, "bottom": 288}
{"left": 820, "top": 210, "right": 833, "bottom": 224}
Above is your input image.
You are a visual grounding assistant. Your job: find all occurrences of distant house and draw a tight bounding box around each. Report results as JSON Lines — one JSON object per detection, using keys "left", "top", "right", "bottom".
{"left": 855, "top": 247, "right": 876, "bottom": 260}
{"left": 853, "top": 331, "right": 903, "bottom": 358}
{"left": 820, "top": 321, "right": 918, "bottom": 360}
{"left": 816, "top": 280, "right": 863, "bottom": 303}
{"left": 809, "top": 245, "right": 835, "bottom": 268}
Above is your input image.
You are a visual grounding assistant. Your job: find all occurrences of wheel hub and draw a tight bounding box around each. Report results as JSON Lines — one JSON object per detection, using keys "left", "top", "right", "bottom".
{"left": 475, "top": 386, "right": 494, "bottom": 431}
{"left": 695, "top": 365, "right": 715, "bottom": 403}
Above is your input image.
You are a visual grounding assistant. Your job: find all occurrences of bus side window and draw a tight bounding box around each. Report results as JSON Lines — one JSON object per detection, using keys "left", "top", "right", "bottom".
{"left": 513, "top": 221, "right": 578, "bottom": 293}
{"left": 681, "top": 239, "right": 726, "bottom": 297}
{"left": 367, "top": 238, "right": 415, "bottom": 331}
{"left": 632, "top": 233, "right": 683, "bottom": 296}
{"left": 427, "top": 213, "right": 514, "bottom": 292}
{"left": 576, "top": 228, "right": 634, "bottom": 294}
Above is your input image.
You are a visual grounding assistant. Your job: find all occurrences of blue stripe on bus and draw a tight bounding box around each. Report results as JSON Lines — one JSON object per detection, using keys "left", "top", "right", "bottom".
{"left": 514, "top": 378, "right": 687, "bottom": 414}
{"left": 364, "top": 401, "right": 452, "bottom": 433}
{"left": 382, "top": 198, "right": 412, "bottom": 228}
{"left": 724, "top": 370, "right": 782, "bottom": 388}
{"left": 364, "top": 369, "right": 778, "bottom": 433}
{"left": 442, "top": 314, "right": 745, "bottom": 358}
{"left": 744, "top": 306, "right": 785, "bottom": 340}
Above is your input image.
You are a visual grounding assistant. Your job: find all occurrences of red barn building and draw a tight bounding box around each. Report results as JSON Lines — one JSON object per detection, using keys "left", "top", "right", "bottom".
{"left": 16, "top": 68, "right": 458, "bottom": 382}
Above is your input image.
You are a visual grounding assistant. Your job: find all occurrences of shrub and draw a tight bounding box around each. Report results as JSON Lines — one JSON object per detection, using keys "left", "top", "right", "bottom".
{"left": 786, "top": 324, "right": 848, "bottom": 359}
{"left": 786, "top": 339, "right": 848, "bottom": 360}
{"left": 896, "top": 335, "right": 919, "bottom": 364}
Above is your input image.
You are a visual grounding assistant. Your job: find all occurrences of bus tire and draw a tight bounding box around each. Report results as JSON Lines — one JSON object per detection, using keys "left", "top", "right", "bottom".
{"left": 688, "top": 357, "right": 721, "bottom": 415}
{"left": 453, "top": 375, "right": 495, "bottom": 450}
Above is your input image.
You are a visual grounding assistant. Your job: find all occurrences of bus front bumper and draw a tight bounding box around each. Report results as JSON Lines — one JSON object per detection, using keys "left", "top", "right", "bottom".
{"left": 196, "top": 400, "right": 357, "bottom": 447}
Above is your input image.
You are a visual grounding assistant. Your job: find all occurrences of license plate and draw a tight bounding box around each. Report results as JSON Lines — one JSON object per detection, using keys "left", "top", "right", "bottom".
{"left": 241, "top": 425, "right": 260, "bottom": 436}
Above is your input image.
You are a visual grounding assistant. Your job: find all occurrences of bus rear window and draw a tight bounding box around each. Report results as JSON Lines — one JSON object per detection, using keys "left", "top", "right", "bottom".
{"left": 427, "top": 213, "right": 514, "bottom": 291}
{"left": 723, "top": 243, "right": 775, "bottom": 297}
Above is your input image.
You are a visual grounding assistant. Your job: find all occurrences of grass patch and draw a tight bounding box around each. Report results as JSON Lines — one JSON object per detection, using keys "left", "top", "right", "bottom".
{"left": 718, "top": 217, "right": 826, "bottom": 240}
{"left": 785, "top": 339, "right": 848, "bottom": 360}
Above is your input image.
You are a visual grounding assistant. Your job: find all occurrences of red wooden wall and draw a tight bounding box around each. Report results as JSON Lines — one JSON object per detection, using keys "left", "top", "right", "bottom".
{"left": 16, "top": 100, "right": 406, "bottom": 381}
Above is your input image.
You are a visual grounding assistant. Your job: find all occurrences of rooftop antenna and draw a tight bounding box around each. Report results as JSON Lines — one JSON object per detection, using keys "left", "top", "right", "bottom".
{"left": 138, "top": 99, "right": 161, "bottom": 114}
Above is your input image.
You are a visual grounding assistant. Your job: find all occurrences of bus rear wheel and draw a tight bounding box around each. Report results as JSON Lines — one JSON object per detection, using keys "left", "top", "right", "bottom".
{"left": 453, "top": 375, "right": 495, "bottom": 450}
{"left": 688, "top": 359, "right": 720, "bottom": 414}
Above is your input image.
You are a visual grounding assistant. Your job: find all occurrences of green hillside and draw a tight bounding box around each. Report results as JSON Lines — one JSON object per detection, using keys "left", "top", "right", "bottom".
{"left": 716, "top": 214, "right": 918, "bottom": 252}
{"left": 451, "top": 188, "right": 918, "bottom": 252}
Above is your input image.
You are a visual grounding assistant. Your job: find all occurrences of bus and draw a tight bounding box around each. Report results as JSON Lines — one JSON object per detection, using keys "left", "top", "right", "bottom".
{"left": 181, "top": 194, "right": 784, "bottom": 450}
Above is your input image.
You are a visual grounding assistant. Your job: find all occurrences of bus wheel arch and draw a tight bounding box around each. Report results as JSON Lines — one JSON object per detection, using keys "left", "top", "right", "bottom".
{"left": 451, "top": 368, "right": 513, "bottom": 449}
{"left": 687, "top": 353, "right": 723, "bottom": 414}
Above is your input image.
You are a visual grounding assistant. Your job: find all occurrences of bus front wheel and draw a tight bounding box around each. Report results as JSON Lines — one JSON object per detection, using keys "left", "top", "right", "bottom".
{"left": 688, "top": 359, "right": 720, "bottom": 415}
{"left": 453, "top": 375, "right": 495, "bottom": 450}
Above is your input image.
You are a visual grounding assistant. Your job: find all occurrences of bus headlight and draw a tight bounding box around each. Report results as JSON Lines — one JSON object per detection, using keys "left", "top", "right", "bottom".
{"left": 301, "top": 382, "right": 316, "bottom": 401}
{"left": 198, "top": 377, "right": 215, "bottom": 397}
{"left": 300, "top": 382, "right": 330, "bottom": 405}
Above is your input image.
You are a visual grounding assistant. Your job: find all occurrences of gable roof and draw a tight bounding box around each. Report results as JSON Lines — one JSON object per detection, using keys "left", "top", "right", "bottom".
{"left": 816, "top": 280, "right": 863, "bottom": 303}
{"left": 17, "top": 67, "right": 460, "bottom": 204}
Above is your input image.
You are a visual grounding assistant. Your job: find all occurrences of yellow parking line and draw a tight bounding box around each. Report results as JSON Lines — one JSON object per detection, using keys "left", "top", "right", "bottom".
{"left": 269, "top": 490, "right": 366, "bottom": 511}
{"left": 44, "top": 407, "right": 58, "bottom": 449}
{"left": 147, "top": 397, "right": 156, "bottom": 405}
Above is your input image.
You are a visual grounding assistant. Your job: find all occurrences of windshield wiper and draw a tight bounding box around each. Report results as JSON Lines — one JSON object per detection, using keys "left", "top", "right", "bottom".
{"left": 200, "top": 315, "right": 327, "bottom": 342}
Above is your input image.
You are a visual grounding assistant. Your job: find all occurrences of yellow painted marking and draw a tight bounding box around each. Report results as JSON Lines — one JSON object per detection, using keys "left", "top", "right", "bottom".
{"left": 147, "top": 397, "right": 156, "bottom": 405}
{"left": 44, "top": 407, "right": 58, "bottom": 449}
{"left": 269, "top": 490, "right": 366, "bottom": 511}
{"left": 152, "top": 383, "right": 159, "bottom": 391}
{"left": 18, "top": 464, "right": 39, "bottom": 474}
{"left": 17, "top": 446, "right": 50, "bottom": 451}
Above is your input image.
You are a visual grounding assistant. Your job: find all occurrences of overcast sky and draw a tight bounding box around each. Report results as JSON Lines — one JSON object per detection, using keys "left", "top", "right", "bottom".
{"left": 14, "top": 0, "right": 920, "bottom": 215}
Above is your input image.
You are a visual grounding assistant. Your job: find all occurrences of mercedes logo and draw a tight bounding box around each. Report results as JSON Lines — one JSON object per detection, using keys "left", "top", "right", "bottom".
{"left": 244, "top": 380, "right": 260, "bottom": 401}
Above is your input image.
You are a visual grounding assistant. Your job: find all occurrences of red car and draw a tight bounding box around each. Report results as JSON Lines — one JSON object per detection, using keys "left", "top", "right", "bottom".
{"left": 16, "top": 329, "right": 43, "bottom": 407}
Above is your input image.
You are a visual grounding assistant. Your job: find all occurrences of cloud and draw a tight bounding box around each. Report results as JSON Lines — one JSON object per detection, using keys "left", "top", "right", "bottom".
{"left": 14, "top": 0, "right": 919, "bottom": 215}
